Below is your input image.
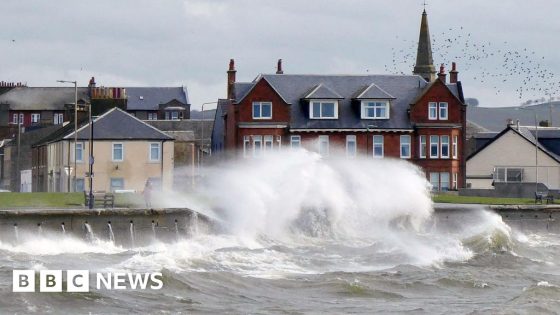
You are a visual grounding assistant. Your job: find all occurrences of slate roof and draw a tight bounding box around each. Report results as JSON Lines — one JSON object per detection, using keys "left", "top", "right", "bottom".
{"left": 466, "top": 102, "right": 560, "bottom": 132}
{"left": 125, "top": 87, "right": 189, "bottom": 110}
{"left": 235, "top": 74, "right": 432, "bottom": 129}
{"left": 0, "top": 87, "right": 89, "bottom": 110}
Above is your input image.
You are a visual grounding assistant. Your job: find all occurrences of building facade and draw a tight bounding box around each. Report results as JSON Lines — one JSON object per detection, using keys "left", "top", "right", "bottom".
{"left": 215, "top": 10, "right": 467, "bottom": 190}
{"left": 32, "top": 108, "right": 174, "bottom": 193}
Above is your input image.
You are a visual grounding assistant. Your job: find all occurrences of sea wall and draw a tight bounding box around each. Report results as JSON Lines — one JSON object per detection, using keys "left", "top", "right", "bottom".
{"left": 0, "top": 208, "right": 215, "bottom": 246}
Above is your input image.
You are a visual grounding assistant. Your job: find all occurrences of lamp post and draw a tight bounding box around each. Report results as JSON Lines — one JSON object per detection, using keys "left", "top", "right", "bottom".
{"left": 57, "top": 80, "right": 77, "bottom": 192}
{"left": 200, "top": 101, "right": 218, "bottom": 166}
{"left": 520, "top": 107, "right": 539, "bottom": 195}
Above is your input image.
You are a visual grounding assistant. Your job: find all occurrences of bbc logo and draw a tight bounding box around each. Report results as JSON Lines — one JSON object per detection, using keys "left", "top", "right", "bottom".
{"left": 13, "top": 270, "right": 89, "bottom": 292}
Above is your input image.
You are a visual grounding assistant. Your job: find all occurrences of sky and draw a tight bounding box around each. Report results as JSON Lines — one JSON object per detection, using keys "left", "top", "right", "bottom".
{"left": 1, "top": 0, "right": 559, "bottom": 110}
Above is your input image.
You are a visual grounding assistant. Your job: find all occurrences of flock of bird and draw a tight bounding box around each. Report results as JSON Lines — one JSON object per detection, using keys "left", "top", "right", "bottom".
{"left": 385, "top": 26, "right": 559, "bottom": 105}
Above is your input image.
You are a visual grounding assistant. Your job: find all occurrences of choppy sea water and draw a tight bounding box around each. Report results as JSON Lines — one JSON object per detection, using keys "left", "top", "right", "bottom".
{"left": 1, "top": 210, "right": 560, "bottom": 315}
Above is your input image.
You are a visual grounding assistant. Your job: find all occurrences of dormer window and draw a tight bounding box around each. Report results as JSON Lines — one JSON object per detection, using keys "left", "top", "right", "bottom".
{"left": 252, "top": 102, "right": 272, "bottom": 119}
{"left": 361, "top": 101, "right": 389, "bottom": 119}
{"left": 310, "top": 100, "right": 338, "bottom": 119}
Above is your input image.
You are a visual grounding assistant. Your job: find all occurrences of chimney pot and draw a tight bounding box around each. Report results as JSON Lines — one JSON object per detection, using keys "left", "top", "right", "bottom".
{"left": 276, "top": 59, "right": 283, "bottom": 74}
{"left": 227, "top": 59, "right": 237, "bottom": 100}
{"left": 229, "top": 59, "right": 235, "bottom": 71}
{"left": 449, "top": 62, "right": 459, "bottom": 84}
{"left": 437, "top": 63, "right": 447, "bottom": 83}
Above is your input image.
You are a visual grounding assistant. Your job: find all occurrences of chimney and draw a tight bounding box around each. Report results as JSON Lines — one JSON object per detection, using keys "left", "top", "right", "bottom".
{"left": 516, "top": 119, "right": 520, "bottom": 130}
{"left": 276, "top": 59, "right": 283, "bottom": 74}
{"left": 227, "top": 59, "right": 236, "bottom": 100}
{"left": 506, "top": 118, "right": 514, "bottom": 127}
{"left": 449, "top": 62, "right": 458, "bottom": 83}
{"left": 437, "top": 64, "right": 447, "bottom": 83}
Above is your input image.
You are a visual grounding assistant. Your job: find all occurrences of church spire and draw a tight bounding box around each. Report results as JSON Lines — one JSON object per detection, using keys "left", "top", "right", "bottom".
{"left": 413, "top": 9, "right": 436, "bottom": 82}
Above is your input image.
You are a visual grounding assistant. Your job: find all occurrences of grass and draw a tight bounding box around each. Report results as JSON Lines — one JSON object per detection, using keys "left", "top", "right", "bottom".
{"left": 0, "top": 192, "right": 145, "bottom": 209}
{"left": 433, "top": 194, "right": 538, "bottom": 205}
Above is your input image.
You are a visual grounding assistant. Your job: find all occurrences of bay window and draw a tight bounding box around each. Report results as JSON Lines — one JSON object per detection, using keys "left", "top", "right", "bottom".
{"left": 419, "top": 135, "right": 426, "bottom": 158}
{"left": 400, "top": 135, "right": 411, "bottom": 158}
{"left": 430, "top": 135, "right": 439, "bottom": 158}
{"left": 440, "top": 135, "right": 450, "bottom": 158}
{"left": 373, "top": 135, "right": 384, "bottom": 158}
{"left": 346, "top": 135, "right": 357, "bottom": 158}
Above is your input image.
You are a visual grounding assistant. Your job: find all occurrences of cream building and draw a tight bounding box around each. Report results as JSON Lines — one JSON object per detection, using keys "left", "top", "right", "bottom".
{"left": 32, "top": 108, "right": 174, "bottom": 192}
{"left": 467, "top": 125, "right": 560, "bottom": 190}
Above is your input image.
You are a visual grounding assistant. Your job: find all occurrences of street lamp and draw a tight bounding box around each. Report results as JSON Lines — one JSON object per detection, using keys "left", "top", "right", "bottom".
{"left": 57, "top": 80, "right": 77, "bottom": 192}
{"left": 520, "top": 106, "right": 539, "bottom": 195}
{"left": 200, "top": 101, "right": 218, "bottom": 166}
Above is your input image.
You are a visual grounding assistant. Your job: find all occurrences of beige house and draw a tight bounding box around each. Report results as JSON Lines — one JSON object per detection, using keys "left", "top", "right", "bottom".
{"left": 467, "top": 125, "right": 560, "bottom": 190}
{"left": 32, "top": 108, "right": 174, "bottom": 192}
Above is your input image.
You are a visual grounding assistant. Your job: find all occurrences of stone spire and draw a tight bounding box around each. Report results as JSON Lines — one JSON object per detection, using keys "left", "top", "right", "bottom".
{"left": 413, "top": 9, "right": 436, "bottom": 82}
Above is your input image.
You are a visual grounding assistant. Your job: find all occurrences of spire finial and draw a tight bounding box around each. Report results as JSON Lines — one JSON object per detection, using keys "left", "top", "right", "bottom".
{"left": 422, "top": 0, "right": 427, "bottom": 12}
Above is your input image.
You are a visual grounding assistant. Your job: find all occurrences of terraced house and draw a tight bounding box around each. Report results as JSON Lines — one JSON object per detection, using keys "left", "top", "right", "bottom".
{"left": 213, "top": 10, "right": 467, "bottom": 190}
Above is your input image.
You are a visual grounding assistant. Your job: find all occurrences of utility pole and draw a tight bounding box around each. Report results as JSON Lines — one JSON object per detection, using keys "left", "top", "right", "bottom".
{"left": 57, "top": 80, "right": 77, "bottom": 192}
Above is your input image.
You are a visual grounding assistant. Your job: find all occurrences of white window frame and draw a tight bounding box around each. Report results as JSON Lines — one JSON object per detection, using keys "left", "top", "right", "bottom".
{"left": 428, "top": 102, "right": 438, "bottom": 120}
{"left": 400, "top": 135, "right": 411, "bottom": 159}
{"left": 419, "top": 135, "right": 427, "bottom": 158}
{"left": 494, "top": 167, "right": 524, "bottom": 183}
{"left": 439, "top": 102, "right": 448, "bottom": 120}
{"left": 263, "top": 135, "right": 274, "bottom": 151}
{"left": 31, "top": 113, "right": 40, "bottom": 123}
{"left": 147, "top": 112, "right": 158, "bottom": 120}
{"left": 243, "top": 136, "right": 250, "bottom": 157}
{"left": 453, "top": 172, "right": 458, "bottom": 190}
{"left": 112, "top": 143, "right": 124, "bottom": 162}
{"left": 361, "top": 101, "right": 390, "bottom": 119}
{"left": 346, "top": 135, "right": 357, "bottom": 158}
{"left": 75, "top": 142, "right": 84, "bottom": 163}
{"left": 373, "top": 135, "right": 384, "bottom": 158}
{"left": 440, "top": 135, "right": 450, "bottom": 159}
{"left": 310, "top": 100, "right": 338, "bottom": 119}
{"left": 440, "top": 172, "right": 450, "bottom": 191}
{"left": 54, "top": 113, "right": 63, "bottom": 125}
{"left": 12, "top": 113, "right": 18, "bottom": 124}
{"left": 290, "top": 135, "right": 301, "bottom": 148}
{"left": 252, "top": 102, "right": 273, "bottom": 120}
{"left": 430, "top": 135, "right": 439, "bottom": 158}
{"left": 318, "top": 135, "right": 329, "bottom": 156}
{"left": 452, "top": 135, "right": 458, "bottom": 159}
{"left": 171, "top": 111, "right": 179, "bottom": 120}
{"left": 149, "top": 142, "right": 161, "bottom": 162}
{"left": 19, "top": 113, "right": 24, "bottom": 124}
{"left": 253, "top": 135, "right": 263, "bottom": 157}
{"left": 110, "top": 178, "right": 124, "bottom": 192}
{"left": 430, "top": 172, "right": 440, "bottom": 191}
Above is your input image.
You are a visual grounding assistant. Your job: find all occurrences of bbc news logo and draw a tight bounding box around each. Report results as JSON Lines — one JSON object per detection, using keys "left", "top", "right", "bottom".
{"left": 13, "top": 270, "right": 163, "bottom": 292}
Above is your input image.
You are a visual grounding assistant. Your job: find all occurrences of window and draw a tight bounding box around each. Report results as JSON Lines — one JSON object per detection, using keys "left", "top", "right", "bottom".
{"left": 452, "top": 135, "right": 458, "bottom": 159}
{"left": 346, "top": 135, "right": 357, "bottom": 158}
{"left": 75, "top": 142, "right": 84, "bottom": 162}
{"left": 373, "top": 135, "right": 384, "bottom": 158}
{"left": 430, "top": 173, "right": 440, "bottom": 191}
{"left": 171, "top": 111, "right": 179, "bottom": 120}
{"left": 19, "top": 113, "right": 24, "bottom": 124}
{"left": 74, "top": 178, "right": 85, "bottom": 192}
{"left": 419, "top": 135, "right": 427, "bottom": 158}
{"left": 112, "top": 143, "right": 124, "bottom": 161}
{"left": 31, "top": 113, "right": 40, "bottom": 123}
{"left": 453, "top": 172, "right": 458, "bottom": 190}
{"left": 150, "top": 143, "right": 161, "bottom": 161}
{"left": 253, "top": 135, "right": 262, "bottom": 157}
{"left": 439, "top": 102, "right": 448, "bottom": 120}
{"left": 440, "top": 173, "right": 450, "bottom": 191}
{"left": 252, "top": 102, "right": 272, "bottom": 119}
{"left": 428, "top": 102, "right": 438, "bottom": 120}
{"left": 243, "top": 136, "right": 250, "bottom": 157}
{"left": 54, "top": 113, "right": 63, "bottom": 125}
{"left": 310, "top": 101, "right": 338, "bottom": 119}
{"left": 264, "top": 135, "right": 274, "bottom": 151}
{"left": 290, "top": 135, "right": 301, "bottom": 148}
{"left": 318, "top": 135, "right": 329, "bottom": 156}
{"left": 12, "top": 113, "right": 17, "bottom": 124}
{"left": 400, "top": 135, "right": 411, "bottom": 158}
{"left": 441, "top": 136, "right": 450, "bottom": 158}
{"left": 430, "top": 135, "right": 439, "bottom": 158}
{"left": 110, "top": 178, "right": 124, "bottom": 192}
{"left": 147, "top": 112, "right": 158, "bottom": 120}
{"left": 276, "top": 136, "right": 282, "bottom": 149}
{"left": 361, "top": 101, "right": 389, "bottom": 119}
{"left": 494, "top": 167, "right": 523, "bottom": 183}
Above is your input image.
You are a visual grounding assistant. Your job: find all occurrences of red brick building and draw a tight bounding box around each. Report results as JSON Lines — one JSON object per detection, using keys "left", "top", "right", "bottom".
{"left": 213, "top": 10, "right": 466, "bottom": 191}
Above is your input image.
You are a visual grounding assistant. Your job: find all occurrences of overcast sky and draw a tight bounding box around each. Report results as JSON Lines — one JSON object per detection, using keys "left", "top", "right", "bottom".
{"left": 1, "top": 0, "right": 559, "bottom": 109}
